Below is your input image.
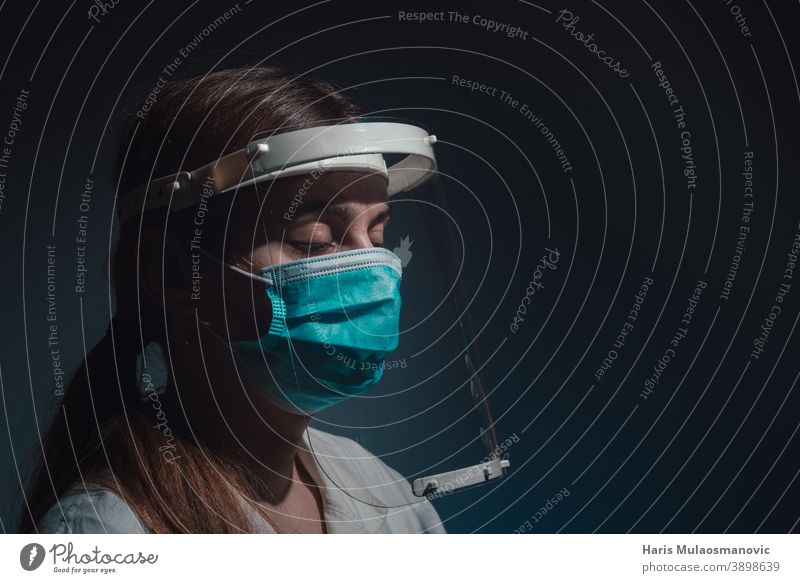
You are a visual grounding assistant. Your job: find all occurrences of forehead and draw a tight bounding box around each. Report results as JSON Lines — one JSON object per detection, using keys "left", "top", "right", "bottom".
{"left": 255, "top": 170, "right": 389, "bottom": 211}
{"left": 213, "top": 171, "right": 390, "bottom": 241}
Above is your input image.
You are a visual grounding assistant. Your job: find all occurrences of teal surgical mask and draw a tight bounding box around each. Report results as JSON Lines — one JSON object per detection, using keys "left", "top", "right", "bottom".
{"left": 199, "top": 247, "right": 403, "bottom": 415}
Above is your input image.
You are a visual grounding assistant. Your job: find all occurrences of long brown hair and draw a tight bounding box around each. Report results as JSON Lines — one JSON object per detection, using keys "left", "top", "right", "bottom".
{"left": 18, "top": 64, "right": 363, "bottom": 533}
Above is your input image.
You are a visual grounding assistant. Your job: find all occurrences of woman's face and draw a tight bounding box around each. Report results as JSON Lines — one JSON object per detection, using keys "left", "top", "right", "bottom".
{"left": 159, "top": 169, "right": 394, "bottom": 435}
{"left": 195, "top": 170, "right": 392, "bottom": 344}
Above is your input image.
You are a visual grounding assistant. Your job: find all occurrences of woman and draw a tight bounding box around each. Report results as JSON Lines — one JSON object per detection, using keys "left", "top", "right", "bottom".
{"left": 19, "top": 65, "right": 445, "bottom": 534}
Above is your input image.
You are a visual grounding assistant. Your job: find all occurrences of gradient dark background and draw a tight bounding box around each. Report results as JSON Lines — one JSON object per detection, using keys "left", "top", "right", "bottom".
{"left": 1, "top": 0, "right": 799, "bottom": 533}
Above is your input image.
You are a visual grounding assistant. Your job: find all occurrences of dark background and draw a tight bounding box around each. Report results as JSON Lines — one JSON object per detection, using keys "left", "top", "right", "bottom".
{"left": 1, "top": 0, "right": 799, "bottom": 533}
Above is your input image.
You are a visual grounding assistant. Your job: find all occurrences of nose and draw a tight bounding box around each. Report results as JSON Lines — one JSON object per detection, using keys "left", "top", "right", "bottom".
{"left": 341, "top": 225, "right": 376, "bottom": 250}
{"left": 336, "top": 205, "right": 384, "bottom": 252}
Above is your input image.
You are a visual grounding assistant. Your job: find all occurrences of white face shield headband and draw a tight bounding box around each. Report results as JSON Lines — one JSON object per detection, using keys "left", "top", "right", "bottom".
{"left": 117, "top": 119, "right": 438, "bottom": 223}
{"left": 116, "top": 117, "right": 510, "bottom": 504}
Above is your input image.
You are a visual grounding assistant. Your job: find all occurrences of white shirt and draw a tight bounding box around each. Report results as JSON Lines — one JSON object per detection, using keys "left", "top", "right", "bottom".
{"left": 37, "top": 426, "right": 446, "bottom": 534}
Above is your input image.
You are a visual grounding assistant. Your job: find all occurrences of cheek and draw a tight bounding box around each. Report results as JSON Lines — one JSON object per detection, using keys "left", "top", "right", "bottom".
{"left": 219, "top": 271, "right": 274, "bottom": 340}
{"left": 250, "top": 242, "right": 296, "bottom": 267}
{"left": 197, "top": 242, "right": 290, "bottom": 341}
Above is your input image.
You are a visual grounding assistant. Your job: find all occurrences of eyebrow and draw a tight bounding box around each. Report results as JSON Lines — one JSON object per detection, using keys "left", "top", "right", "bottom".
{"left": 293, "top": 201, "right": 392, "bottom": 222}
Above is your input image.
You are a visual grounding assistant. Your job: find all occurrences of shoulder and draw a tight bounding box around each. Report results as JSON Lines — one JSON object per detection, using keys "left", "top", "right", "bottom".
{"left": 37, "top": 486, "right": 148, "bottom": 534}
{"left": 306, "top": 427, "right": 446, "bottom": 533}
{"left": 305, "top": 427, "right": 406, "bottom": 491}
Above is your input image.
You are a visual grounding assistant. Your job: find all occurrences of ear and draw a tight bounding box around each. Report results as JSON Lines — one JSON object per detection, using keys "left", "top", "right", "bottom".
{"left": 139, "top": 225, "right": 196, "bottom": 317}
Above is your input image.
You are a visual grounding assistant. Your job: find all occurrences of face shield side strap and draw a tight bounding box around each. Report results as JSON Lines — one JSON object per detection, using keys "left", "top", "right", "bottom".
{"left": 407, "top": 179, "right": 511, "bottom": 499}
{"left": 423, "top": 177, "right": 502, "bottom": 457}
